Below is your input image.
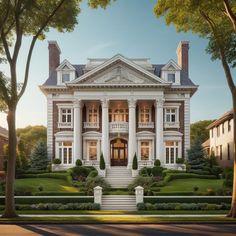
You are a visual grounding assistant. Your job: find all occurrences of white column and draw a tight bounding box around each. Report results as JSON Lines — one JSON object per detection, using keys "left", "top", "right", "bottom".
{"left": 101, "top": 98, "right": 110, "bottom": 168}
{"left": 128, "top": 98, "right": 137, "bottom": 168}
{"left": 155, "top": 98, "right": 164, "bottom": 165}
{"left": 73, "top": 99, "right": 82, "bottom": 163}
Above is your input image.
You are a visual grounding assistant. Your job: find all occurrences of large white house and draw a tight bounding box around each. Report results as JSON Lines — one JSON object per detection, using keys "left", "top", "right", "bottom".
{"left": 207, "top": 109, "right": 234, "bottom": 167}
{"left": 40, "top": 41, "right": 198, "bottom": 171}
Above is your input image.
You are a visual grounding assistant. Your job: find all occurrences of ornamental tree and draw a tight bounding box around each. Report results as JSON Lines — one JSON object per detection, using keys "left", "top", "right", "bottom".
{"left": 0, "top": 0, "right": 112, "bottom": 218}
{"left": 154, "top": 0, "right": 236, "bottom": 217}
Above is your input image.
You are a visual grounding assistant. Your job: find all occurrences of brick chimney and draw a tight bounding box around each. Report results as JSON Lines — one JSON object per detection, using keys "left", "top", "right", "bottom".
{"left": 176, "top": 41, "right": 189, "bottom": 77}
{"left": 48, "top": 41, "right": 61, "bottom": 76}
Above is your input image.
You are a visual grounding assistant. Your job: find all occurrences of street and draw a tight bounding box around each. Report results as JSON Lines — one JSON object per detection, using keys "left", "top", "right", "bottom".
{"left": 0, "top": 224, "right": 235, "bottom": 236}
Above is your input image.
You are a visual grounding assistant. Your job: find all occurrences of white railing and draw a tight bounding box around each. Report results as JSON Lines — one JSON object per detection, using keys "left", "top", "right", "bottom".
{"left": 84, "top": 122, "right": 99, "bottom": 129}
{"left": 58, "top": 122, "right": 73, "bottom": 128}
{"left": 164, "top": 122, "right": 180, "bottom": 128}
{"left": 138, "top": 122, "right": 154, "bottom": 128}
{"left": 109, "top": 122, "right": 128, "bottom": 133}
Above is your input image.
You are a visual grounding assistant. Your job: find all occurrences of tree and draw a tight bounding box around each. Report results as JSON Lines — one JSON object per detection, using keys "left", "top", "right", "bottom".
{"left": 100, "top": 153, "right": 105, "bottom": 170}
{"left": 30, "top": 141, "right": 48, "bottom": 171}
{"left": 132, "top": 153, "right": 138, "bottom": 170}
{"left": 154, "top": 0, "right": 236, "bottom": 218}
{"left": 16, "top": 126, "right": 47, "bottom": 158}
{"left": 187, "top": 138, "right": 207, "bottom": 170}
{"left": 190, "top": 120, "right": 215, "bottom": 146}
{"left": 0, "top": 0, "right": 112, "bottom": 218}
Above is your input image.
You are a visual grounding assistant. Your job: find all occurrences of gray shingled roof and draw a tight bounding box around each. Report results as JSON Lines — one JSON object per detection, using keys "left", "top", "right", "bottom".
{"left": 43, "top": 63, "right": 196, "bottom": 87}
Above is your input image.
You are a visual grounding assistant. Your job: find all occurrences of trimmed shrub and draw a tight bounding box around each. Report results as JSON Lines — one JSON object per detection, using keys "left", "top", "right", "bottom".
{"left": 151, "top": 166, "right": 164, "bottom": 177}
{"left": 87, "top": 170, "right": 98, "bottom": 178}
{"left": 8, "top": 202, "right": 100, "bottom": 211}
{"left": 84, "top": 176, "right": 110, "bottom": 195}
{"left": 176, "top": 158, "right": 184, "bottom": 164}
{"left": 0, "top": 197, "right": 93, "bottom": 205}
{"left": 53, "top": 158, "right": 61, "bottom": 165}
{"left": 137, "top": 202, "right": 231, "bottom": 211}
{"left": 144, "top": 196, "right": 231, "bottom": 204}
{"left": 76, "top": 159, "right": 82, "bottom": 166}
{"left": 139, "top": 167, "right": 152, "bottom": 177}
{"left": 38, "top": 185, "right": 43, "bottom": 192}
{"left": 154, "top": 159, "right": 161, "bottom": 167}
{"left": 132, "top": 153, "right": 138, "bottom": 170}
{"left": 71, "top": 166, "right": 89, "bottom": 181}
{"left": 223, "top": 168, "right": 233, "bottom": 187}
{"left": 193, "top": 186, "right": 199, "bottom": 192}
{"left": 100, "top": 153, "right": 105, "bottom": 170}
{"left": 128, "top": 176, "right": 153, "bottom": 192}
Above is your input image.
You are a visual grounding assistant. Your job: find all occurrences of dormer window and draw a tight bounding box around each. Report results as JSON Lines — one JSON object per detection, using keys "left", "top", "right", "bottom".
{"left": 167, "top": 73, "right": 175, "bottom": 83}
{"left": 62, "top": 73, "right": 70, "bottom": 83}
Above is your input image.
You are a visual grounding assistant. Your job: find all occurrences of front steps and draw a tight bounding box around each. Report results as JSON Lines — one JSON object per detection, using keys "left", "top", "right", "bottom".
{"left": 105, "top": 167, "right": 134, "bottom": 188}
{"left": 101, "top": 195, "right": 137, "bottom": 211}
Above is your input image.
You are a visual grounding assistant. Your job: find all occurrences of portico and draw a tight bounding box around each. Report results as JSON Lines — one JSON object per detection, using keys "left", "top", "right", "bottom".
{"left": 73, "top": 96, "right": 165, "bottom": 169}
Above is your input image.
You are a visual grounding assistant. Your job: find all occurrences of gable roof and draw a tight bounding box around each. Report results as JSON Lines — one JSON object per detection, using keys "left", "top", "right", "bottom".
{"left": 207, "top": 109, "right": 233, "bottom": 129}
{"left": 42, "top": 55, "right": 197, "bottom": 87}
{"left": 67, "top": 54, "right": 169, "bottom": 86}
{"left": 161, "top": 59, "right": 181, "bottom": 71}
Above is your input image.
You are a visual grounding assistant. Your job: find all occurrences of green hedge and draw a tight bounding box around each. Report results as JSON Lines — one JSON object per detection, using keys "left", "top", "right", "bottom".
{"left": 0, "top": 196, "right": 93, "bottom": 205}
{"left": 34, "top": 192, "right": 88, "bottom": 196}
{"left": 152, "top": 192, "right": 194, "bottom": 196}
{"left": 144, "top": 197, "right": 231, "bottom": 204}
{"left": 163, "top": 173, "right": 216, "bottom": 183}
{"left": 137, "top": 202, "right": 231, "bottom": 211}
{"left": 0, "top": 203, "right": 100, "bottom": 211}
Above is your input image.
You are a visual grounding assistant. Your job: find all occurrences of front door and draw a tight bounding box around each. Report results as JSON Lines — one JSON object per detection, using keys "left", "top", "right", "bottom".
{"left": 110, "top": 138, "right": 128, "bottom": 166}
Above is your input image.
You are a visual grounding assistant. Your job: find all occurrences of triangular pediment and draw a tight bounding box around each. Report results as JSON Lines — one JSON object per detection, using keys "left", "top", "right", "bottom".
{"left": 162, "top": 59, "right": 181, "bottom": 71}
{"left": 56, "top": 59, "right": 75, "bottom": 71}
{"left": 67, "top": 54, "right": 170, "bottom": 87}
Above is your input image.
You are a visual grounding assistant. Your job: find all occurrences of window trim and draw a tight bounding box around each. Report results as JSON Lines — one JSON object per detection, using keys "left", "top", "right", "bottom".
{"left": 164, "top": 104, "right": 180, "bottom": 128}
{"left": 87, "top": 140, "right": 98, "bottom": 161}
{"left": 140, "top": 140, "right": 151, "bottom": 161}
{"left": 164, "top": 140, "right": 181, "bottom": 165}
{"left": 86, "top": 106, "right": 99, "bottom": 123}
{"left": 56, "top": 141, "right": 73, "bottom": 165}
{"left": 57, "top": 104, "right": 73, "bottom": 128}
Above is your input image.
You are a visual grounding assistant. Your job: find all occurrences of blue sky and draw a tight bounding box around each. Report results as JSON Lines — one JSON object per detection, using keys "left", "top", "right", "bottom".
{"left": 0, "top": 0, "right": 233, "bottom": 128}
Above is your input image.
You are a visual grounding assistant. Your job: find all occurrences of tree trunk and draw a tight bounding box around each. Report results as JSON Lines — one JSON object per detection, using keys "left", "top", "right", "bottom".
{"left": 228, "top": 94, "right": 236, "bottom": 218}
{"left": 1, "top": 107, "right": 18, "bottom": 218}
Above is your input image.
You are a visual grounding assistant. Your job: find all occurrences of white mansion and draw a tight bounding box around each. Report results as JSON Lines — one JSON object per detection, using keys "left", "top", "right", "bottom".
{"left": 40, "top": 41, "right": 198, "bottom": 171}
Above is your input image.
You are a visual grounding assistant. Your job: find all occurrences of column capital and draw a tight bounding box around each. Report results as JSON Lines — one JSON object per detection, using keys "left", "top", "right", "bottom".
{"left": 128, "top": 98, "right": 137, "bottom": 108}
{"left": 155, "top": 98, "right": 165, "bottom": 108}
{"left": 74, "top": 99, "right": 82, "bottom": 108}
{"left": 101, "top": 98, "right": 109, "bottom": 108}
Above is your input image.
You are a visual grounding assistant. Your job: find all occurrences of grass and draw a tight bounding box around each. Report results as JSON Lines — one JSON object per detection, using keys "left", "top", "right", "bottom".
{"left": 159, "top": 178, "right": 224, "bottom": 193}
{"left": 15, "top": 178, "right": 78, "bottom": 193}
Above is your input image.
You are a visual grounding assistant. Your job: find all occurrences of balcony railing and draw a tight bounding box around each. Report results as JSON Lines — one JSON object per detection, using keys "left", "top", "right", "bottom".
{"left": 58, "top": 122, "right": 73, "bottom": 128}
{"left": 164, "top": 122, "right": 180, "bottom": 128}
{"left": 109, "top": 122, "right": 128, "bottom": 133}
{"left": 84, "top": 122, "right": 99, "bottom": 129}
{"left": 138, "top": 122, "right": 154, "bottom": 129}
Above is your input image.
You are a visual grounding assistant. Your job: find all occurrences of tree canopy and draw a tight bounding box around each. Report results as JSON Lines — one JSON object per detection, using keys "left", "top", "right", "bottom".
{"left": 190, "top": 120, "right": 215, "bottom": 146}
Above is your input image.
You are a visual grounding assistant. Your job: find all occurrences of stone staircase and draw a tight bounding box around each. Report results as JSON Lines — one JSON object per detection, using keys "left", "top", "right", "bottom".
{"left": 101, "top": 195, "right": 137, "bottom": 211}
{"left": 105, "top": 167, "right": 134, "bottom": 188}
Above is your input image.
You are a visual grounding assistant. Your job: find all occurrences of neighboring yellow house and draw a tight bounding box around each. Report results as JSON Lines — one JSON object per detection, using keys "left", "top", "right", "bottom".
{"left": 207, "top": 109, "right": 234, "bottom": 168}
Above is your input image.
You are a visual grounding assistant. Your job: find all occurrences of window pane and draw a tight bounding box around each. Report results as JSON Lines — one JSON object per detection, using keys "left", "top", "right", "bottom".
{"left": 63, "top": 149, "right": 67, "bottom": 164}
{"left": 168, "top": 73, "right": 175, "bottom": 83}
{"left": 62, "top": 73, "right": 70, "bottom": 82}
{"left": 68, "top": 148, "right": 72, "bottom": 164}
{"left": 170, "top": 148, "right": 174, "bottom": 163}
{"left": 166, "top": 148, "right": 169, "bottom": 164}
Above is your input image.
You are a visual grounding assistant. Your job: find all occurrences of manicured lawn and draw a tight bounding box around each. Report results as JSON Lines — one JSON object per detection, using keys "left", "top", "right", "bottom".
{"left": 15, "top": 178, "right": 78, "bottom": 193}
{"left": 160, "top": 178, "right": 224, "bottom": 193}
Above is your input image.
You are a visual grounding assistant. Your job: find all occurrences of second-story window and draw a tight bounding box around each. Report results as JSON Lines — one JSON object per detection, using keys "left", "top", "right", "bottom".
{"left": 228, "top": 120, "right": 231, "bottom": 132}
{"left": 140, "top": 107, "right": 151, "bottom": 123}
{"left": 217, "top": 126, "right": 220, "bottom": 137}
{"left": 88, "top": 108, "right": 98, "bottom": 123}
{"left": 165, "top": 108, "right": 176, "bottom": 123}
{"left": 61, "top": 108, "right": 72, "bottom": 123}
{"left": 109, "top": 109, "right": 128, "bottom": 122}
